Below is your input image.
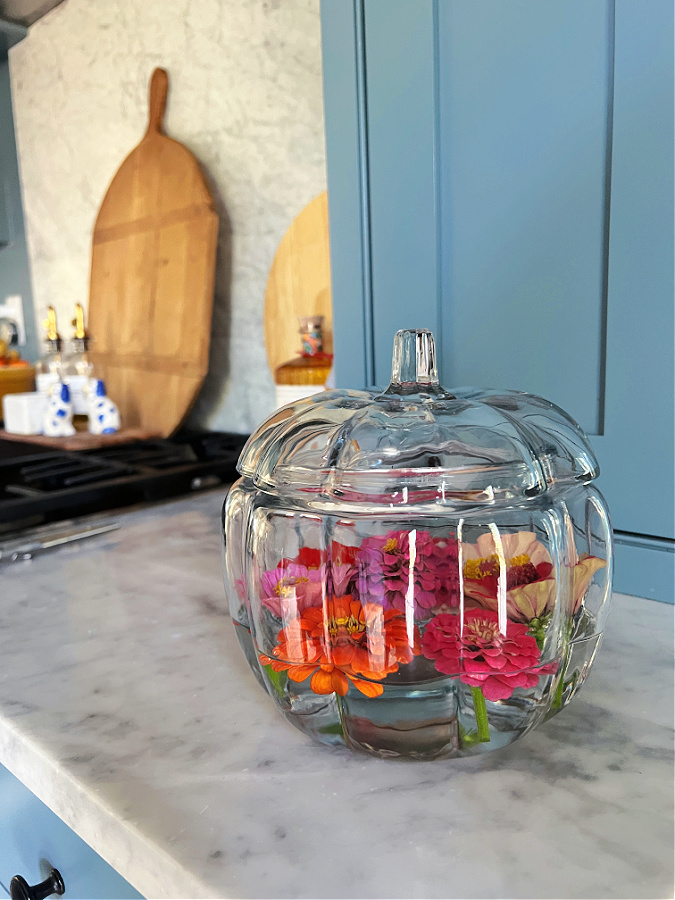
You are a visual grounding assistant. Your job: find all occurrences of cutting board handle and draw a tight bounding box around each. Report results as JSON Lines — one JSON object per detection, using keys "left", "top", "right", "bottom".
{"left": 146, "top": 68, "right": 168, "bottom": 135}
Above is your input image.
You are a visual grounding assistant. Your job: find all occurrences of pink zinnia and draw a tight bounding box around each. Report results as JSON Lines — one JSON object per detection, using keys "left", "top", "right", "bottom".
{"left": 415, "top": 533, "right": 460, "bottom": 613}
{"left": 461, "top": 531, "right": 556, "bottom": 623}
{"left": 357, "top": 530, "right": 460, "bottom": 614}
{"left": 260, "top": 564, "right": 323, "bottom": 617}
{"left": 357, "top": 531, "right": 408, "bottom": 607}
{"left": 330, "top": 563, "right": 358, "bottom": 597}
{"left": 421, "top": 609, "right": 556, "bottom": 701}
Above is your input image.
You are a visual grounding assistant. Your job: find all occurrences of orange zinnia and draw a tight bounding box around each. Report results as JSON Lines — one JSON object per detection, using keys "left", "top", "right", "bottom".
{"left": 259, "top": 595, "right": 420, "bottom": 698}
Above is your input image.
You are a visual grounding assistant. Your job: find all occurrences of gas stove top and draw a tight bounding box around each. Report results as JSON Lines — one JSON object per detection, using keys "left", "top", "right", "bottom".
{"left": 0, "top": 430, "right": 248, "bottom": 534}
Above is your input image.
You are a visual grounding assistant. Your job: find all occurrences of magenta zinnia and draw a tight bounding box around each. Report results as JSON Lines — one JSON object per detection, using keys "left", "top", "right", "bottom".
{"left": 421, "top": 609, "right": 556, "bottom": 701}
{"left": 357, "top": 529, "right": 460, "bottom": 614}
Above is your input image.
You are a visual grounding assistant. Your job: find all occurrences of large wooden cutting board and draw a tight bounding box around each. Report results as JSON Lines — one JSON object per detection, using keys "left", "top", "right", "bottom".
{"left": 88, "top": 68, "right": 218, "bottom": 437}
{"left": 264, "top": 191, "right": 332, "bottom": 374}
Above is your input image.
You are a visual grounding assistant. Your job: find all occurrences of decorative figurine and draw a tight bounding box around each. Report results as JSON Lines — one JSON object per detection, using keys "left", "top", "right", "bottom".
{"left": 42, "top": 382, "right": 76, "bottom": 437}
{"left": 274, "top": 315, "right": 333, "bottom": 410}
{"left": 298, "top": 315, "right": 325, "bottom": 355}
{"left": 86, "top": 379, "right": 120, "bottom": 435}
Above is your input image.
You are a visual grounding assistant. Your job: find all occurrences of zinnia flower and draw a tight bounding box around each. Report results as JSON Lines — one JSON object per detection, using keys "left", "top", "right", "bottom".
{"left": 260, "top": 564, "right": 323, "bottom": 617}
{"left": 330, "top": 563, "right": 358, "bottom": 596}
{"left": 462, "top": 530, "right": 607, "bottom": 623}
{"left": 290, "top": 546, "right": 323, "bottom": 569}
{"left": 278, "top": 542, "right": 359, "bottom": 571}
{"left": 357, "top": 530, "right": 460, "bottom": 614}
{"left": 419, "top": 534, "right": 461, "bottom": 613}
{"left": 461, "top": 531, "right": 556, "bottom": 622}
{"left": 421, "top": 609, "right": 557, "bottom": 701}
{"left": 329, "top": 541, "right": 360, "bottom": 567}
{"left": 571, "top": 552, "right": 607, "bottom": 613}
{"left": 259, "top": 595, "right": 420, "bottom": 697}
{"left": 260, "top": 542, "right": 360, "bottom": 617}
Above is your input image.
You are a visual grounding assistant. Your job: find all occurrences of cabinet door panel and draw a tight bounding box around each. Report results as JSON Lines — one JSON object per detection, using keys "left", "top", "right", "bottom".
{"left": 596, "top": 0, "right": 674, "bottom": 541}
{"left": 364, "top": 0, "right": 440, "bottom": 384}
{"left": 436, "top": 0, "right": 610, "bottom": 436}
{"left": 321, "top": 0, "right": 674, "bottom": 595}
{"left": 0, "top": 764, "right": 142, "bottom": 900}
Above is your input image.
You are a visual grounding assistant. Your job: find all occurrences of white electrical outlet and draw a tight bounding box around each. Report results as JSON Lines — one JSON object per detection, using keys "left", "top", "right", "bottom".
{"left": 0, "top": 295, "right": 26, "bottom": 345}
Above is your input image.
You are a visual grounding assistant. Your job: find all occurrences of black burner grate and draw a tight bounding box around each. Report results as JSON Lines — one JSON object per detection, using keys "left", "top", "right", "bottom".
{"left": 0, "top": 431, "right": 248, "bottom": 533}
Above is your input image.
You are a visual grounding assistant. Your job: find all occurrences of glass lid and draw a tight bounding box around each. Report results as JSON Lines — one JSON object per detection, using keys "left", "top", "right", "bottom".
{"left": 239, "top": 330, "right": 598, "bottom": 508}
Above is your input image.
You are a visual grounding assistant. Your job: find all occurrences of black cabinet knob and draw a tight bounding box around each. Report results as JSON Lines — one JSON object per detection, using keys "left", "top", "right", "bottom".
{"left": 10, "top": 869, "right": 65, "bottom": 900}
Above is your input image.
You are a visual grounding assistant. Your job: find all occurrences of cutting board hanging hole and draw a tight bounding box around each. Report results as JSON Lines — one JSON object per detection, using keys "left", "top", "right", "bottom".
{"left": 147, "top": 67, "right": 168, "bottom": 135}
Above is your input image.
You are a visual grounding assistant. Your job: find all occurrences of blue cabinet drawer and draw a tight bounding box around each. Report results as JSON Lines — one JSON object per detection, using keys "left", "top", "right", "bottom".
{"left": 0, "top": 764, "right": 142, "bottom": 900}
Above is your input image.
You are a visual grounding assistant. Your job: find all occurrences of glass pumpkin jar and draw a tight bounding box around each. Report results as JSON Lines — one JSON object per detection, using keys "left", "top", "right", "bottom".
{"left": 223, "top": 330, "right": 612, "bottom": 760}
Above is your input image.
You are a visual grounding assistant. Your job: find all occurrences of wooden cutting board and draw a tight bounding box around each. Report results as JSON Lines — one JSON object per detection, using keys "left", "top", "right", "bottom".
{"left": 0, "top": 427, "right": 157, "bottom": 451}
{"left": 264, "top": 191, "right": 332, "bottom": 373}
{"left": 88, "top": 68, "right": 218, "bottom": 438}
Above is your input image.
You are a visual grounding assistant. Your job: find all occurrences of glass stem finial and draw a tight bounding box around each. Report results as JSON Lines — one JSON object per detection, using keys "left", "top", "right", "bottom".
{"left": 383, "top": 329, "right": 453, "bottom": 398}
{"left": 391, "top": 329, "right": 438, "bottom": 386}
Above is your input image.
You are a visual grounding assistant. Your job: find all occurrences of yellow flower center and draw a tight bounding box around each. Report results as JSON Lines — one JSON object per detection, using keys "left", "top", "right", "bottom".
{"left": 466, "top": 618, "right": 500, "bottom": 643}
{"left": 464, "top": 553, "right": 531, "bottom": 579}
{"left": 275, "top": 576, "right": 309, "bottom": 596}
{"left": 383, "top": 538, "right": 399, "bottom": 553}
{"left": 327, "top": 613, "right": 364, "bottom": 639}
{"left": 509, "top": 554, "right": 530, "bottom": 567}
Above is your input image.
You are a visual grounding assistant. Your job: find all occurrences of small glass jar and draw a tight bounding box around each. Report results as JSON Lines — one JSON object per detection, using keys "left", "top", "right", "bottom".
{"left": 274, "top": 315, "right": 332, "bottom": 409}
{"left": 35, "top": 306, "right": 63, "bottom": 393}
{"left": 224, "top": 329, "right": 613, "bottom": 760}
{"left": 62, "top": 304, "right": 95, "bottom": 415}
{"left": 62, "top": 339, "right": 94, "bottom": 416}
{"left": 63, "top": 339, "right": 93, "bottom": 379}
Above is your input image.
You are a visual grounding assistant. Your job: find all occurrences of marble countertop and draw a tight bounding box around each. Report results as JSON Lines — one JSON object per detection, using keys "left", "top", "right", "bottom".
{"left": 0, "top": 491, "right": 672, "bottom": 899}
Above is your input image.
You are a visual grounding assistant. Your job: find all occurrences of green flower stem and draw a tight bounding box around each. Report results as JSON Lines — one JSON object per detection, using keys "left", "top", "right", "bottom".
{"left": 263, "top": 663, "right": 287, "bottom": 699}
{"left": 335, "top": 693, "right": 346, "bottom": 737}
{"left": 470, "top": 686, "right": 491, "bottom": 742}
{"left": 553, "top": 668, "right": 566, "bottom": 709}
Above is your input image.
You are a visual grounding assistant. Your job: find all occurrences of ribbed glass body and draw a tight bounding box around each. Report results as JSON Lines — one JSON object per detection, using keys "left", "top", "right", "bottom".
{"left": 223, "top": 330, "right": 613, "bottom": 759}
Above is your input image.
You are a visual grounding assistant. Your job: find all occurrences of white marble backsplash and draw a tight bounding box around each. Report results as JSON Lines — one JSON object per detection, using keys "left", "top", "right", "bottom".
{"left": 8, "top": 0, "right": 327, "bottom": 433}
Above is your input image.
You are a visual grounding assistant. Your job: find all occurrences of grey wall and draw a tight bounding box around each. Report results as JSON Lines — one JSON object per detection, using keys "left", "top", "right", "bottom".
{"left": 0, "top": 46, "right": 38, "bottom": 361}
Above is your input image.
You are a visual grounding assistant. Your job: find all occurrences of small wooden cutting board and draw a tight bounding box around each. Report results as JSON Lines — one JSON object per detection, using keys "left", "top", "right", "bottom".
{"left": 0, "top": 427, "right": 159, "bottom": 451}
{"left": 88, "top": 68, "right": 218, "bottom": 438}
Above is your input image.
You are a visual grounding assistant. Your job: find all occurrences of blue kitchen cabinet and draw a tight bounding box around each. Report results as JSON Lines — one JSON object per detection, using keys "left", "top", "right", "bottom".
{"left": 321, "top": 0, "right": 674, "bottom": 600}
{"left": 0, "top": 763, "right": 142, "bottom": 900}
